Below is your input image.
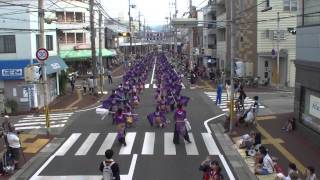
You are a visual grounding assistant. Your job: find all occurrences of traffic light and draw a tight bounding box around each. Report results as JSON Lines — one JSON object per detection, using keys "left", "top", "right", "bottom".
{"left": 118, "top": 32, "right": 131, "bottom": 37}
{"left": 288, "top": 28, "right": 296, "bottom": 35}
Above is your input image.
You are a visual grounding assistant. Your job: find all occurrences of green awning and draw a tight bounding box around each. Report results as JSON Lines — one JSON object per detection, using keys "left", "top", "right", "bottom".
{"left": 45, "top": 56, "right": 68, "bottom": 74}
{"left": 60, "top": 49, "right": 113, "bottom": 60}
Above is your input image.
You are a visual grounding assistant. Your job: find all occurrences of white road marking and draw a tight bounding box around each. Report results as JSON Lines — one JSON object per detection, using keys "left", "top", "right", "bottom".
{"left": 97, "top": 133, "right": 117, "bottom": 155}
{"left": 119, "top": 132, "right": 136, "bottom": 155}
{"left": 18, "top": 117, "right": 69, "bottom": 122}
{"left": 26, "top": 113, "right": 73, "bottom": 118}
{"left": 153, "top": 84, "right": 157, "bottom": 89}
{"left": 14, "top": 124, "right": 65, "bottom": 130}
{"left": 56, "top": 133, "right": 81, "bottom": 156}
{"left": 144, "top": 84, "right": 150, "bottom": 88}
{"left": 184, "top": 133, "right": 199, "bottom": 155}
{"left": 141, "top": 132, "right": 155, "bottom": 155}
{"left": 164, "top": 133, "right": 176, "bottom": 155}
{"left": 150, "top": 57, "right": 156, "bottom": 84}
{"left": 75, "top": 133, "right": 99, "bottom": 156}
{"left": 13, "top": 120, "right": 67, "bottom": 127}
{"left": 202, "top": 133, "right": 220, "bottom": 155}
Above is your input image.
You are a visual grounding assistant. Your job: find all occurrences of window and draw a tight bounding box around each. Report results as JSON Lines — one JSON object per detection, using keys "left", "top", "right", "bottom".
{"left": 75, "top": 12, "right": 84, "bottom": 23}
{"left": 58, "top": 33, "right": 65, "bottom": 43}
{"left": 36, "top": 34, "right": 40, "bottom": 49}
{"left": 302, "top": 0, "right": 320, "bottom": 26}
{"left": 284, "top": 0, "right": 297, "bottom": 11}
{"left": 56, "top": 12, "right": 64, "bottom": 22}
{"left": 0, "top": 35, "right": 16, "bottom": 53}
{"left": 67, "top": 33, "right": 75, "bottom": 43}
{"left": 76, "top": 33, "right": 84, "bottom": 43}
{"left": 46, "top": 35, "right": 53, "bottom": 51}
{"left": 66, "top": 12, "right": 74, "bottom": 22}
{"left": 265, "top": 61, "right": 269, "bottom": 67}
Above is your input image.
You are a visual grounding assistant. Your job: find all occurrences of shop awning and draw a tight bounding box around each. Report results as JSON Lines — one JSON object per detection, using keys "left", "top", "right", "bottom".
{"left": 45, "top": 56, "right": 68, "bottom": 74}
{"left": 60, "top": 49, "right": 114, "bottom": 60}
{"left": 109, "top": 49, "right": 117, "bottom": 57}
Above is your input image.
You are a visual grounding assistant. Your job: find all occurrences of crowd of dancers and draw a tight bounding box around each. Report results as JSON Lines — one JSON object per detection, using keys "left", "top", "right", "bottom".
{"left": 99, "top": 53, "right": 192, "bottom": 146}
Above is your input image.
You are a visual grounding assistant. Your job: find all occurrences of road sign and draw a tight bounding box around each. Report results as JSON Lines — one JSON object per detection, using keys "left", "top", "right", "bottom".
{"left": 36, "top": 48, "right": 49, "bottom": 63}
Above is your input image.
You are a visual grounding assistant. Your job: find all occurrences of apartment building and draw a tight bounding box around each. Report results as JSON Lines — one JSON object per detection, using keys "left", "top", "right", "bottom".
{"left": 0, "top": 1, "right": 68, "bottom": 113}
{"left": 257, "top": 0, "right": 297, "bottom": 87}
{"left": 294, "top": 0, "right": 320, "bottom": 139}
{"left": 216, "top": 0, "right": 227, "bottom": 70}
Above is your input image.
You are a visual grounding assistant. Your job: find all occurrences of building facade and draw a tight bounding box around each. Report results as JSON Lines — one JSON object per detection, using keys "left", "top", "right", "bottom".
{"left": 0, "top": 1, "right": 68, "bottom": 113}
{"left": 294, "top": 0, "right": 320, "bottom": 139}
{"left": 257, "top": 0, "right": 297, "bottom": 87}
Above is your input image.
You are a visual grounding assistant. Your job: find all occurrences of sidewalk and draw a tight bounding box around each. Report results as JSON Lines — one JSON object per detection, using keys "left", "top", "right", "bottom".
{"left": 228, "top": 113, "right": 320, "bottom": 179}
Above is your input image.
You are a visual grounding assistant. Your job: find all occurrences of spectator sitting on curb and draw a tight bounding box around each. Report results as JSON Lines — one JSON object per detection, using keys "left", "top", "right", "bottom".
{"left": 254, "top": 146, "right": 274, "bottom": 175}
{"left": 275, "top": 162, "right": 299, "bottom": 180}
{"left": 305, "top": 166, "right": 317, "bottom": 180}
{"left": 282, "top": 117, "right": 295, "bottom": 132}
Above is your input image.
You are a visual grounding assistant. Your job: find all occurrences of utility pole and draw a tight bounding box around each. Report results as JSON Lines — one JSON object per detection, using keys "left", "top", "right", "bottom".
{"left": 174, "top": 0, "right": 177, "bottom": 55}
{"left": 276, "top": 12, "right": 280, "bottom": 88}
{"left": 128, "top": 0, "right": 132, "bottom": 54}
{"left": 38, "top": 0, "right": 50, "bottom": 135}
{"left": 90, "top": 0, "right": 97, "bottom": 95}
{"left": 229, "top": 0, "right": 235, "bottom": 133}
{"left": 99, "top": 10, "right": 103, "bottom": 95}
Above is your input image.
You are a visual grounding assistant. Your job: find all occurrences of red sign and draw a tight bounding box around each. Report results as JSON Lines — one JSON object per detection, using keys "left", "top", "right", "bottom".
{"left": 36, "top": 48, "right": 49, "bottom": 63}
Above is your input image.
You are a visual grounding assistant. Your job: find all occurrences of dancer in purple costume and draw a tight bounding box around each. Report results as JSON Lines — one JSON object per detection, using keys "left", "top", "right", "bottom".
{"left": 173, "top": 104, "right": 191, "bottom": 144}
{"left": 147, "top": 106, "right": 167, "bottom": 128}
{"left": 114, "top": 108, "right": 127, "bottom": 146}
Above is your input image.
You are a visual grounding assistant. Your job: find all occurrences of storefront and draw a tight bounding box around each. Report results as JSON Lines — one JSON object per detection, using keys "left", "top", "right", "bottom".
{"left": 294, "top": 60, "right": 320, "bottom": 136}
{"left": 0, "top": 56, "right": 68, "bottom": 113}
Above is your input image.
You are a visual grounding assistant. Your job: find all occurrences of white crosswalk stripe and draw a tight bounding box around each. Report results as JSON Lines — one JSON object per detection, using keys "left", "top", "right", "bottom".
{"left": 143, "top": 83, "right": 186, "bottom": 89}
{"left": 55, "top": 132, "right": 219, "bottom": 156}
{"left": 204, "top": 92, "right": 265, "bottom": 112}
{"left": 13, "top": 112, "right": 74, "bottom": 131}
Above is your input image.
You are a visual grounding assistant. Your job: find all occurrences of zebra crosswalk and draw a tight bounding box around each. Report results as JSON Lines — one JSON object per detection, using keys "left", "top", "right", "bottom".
{"left": 144, "top": 83, "right": 186, "bottom": 89}
{"left": 55, "top": 132, "right": 220, "bottom": 156}
{"left": 204, "top": 92, "right": 265, "bottom": 112}
{"left": 13, "top": 112, "right": 74, "bottom": 131}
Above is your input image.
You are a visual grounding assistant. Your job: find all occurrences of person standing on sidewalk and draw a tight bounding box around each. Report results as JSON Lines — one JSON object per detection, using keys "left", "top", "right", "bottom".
{"left": 82, "top": 78, "right": 88, "bottom": 95}
{"left": 107, "top": 69, "right": 113, "bottom": 84}
{"left": 2, "top": 115, "right": 14, "bottom": 133}
{"left": 70, "top": 76, "right": 75, "bottom": 93}
{"left": 88, "top": 76, "right": 94, "bottom": 95}
{"left": 216, "top": 82, "right": 223, "bottom": 105}
{"left": 225, "top": 80, "right": 231, "bottom": 101}
{"left": 99, "top": 149, "right": 120, "bottom": 180}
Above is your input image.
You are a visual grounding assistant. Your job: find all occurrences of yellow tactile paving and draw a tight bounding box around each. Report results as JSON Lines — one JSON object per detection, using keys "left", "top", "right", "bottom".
{"left": 19, "top": 133, "right": 50, "bottom": 154}
{"left": 256, "top": 116, "right": 277, "bottom": 121}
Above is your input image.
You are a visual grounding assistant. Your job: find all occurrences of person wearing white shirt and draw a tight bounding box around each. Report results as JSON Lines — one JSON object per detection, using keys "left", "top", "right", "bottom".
{"left": 255, "top": 146, "right": 274, "bottom": 175}
{"left": 6, "top": 132, "right": 21, "bottom": 169}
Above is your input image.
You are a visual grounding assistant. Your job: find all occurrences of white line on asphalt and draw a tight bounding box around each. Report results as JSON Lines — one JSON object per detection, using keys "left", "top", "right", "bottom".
{"left": 144, "top": 84, "right": 150, "bottom": 88}
{"left": 14, "top": 124, "right": 65, "bottom": 131}
{"left": 26, "top": 113, "right": 73, "bottom": 118}
{"left": 150, "top": 57, "right": 156, "bottom": 84}
{"left": 141, "top": 132, "right": 155, "bottom": 155}
{"left": 75, "top": 133, "right": 99, "bottom": 156}
{"left": 119, "top": 132, "right": 136, "bottom": 155}
{"left": 203, "top": 115, "right": 235, "bottom": 180}
{"left": 75, "top": 105, "right": 101, "bottom": 113}
{"left": 13, "top": 120, "right": 67, "bottom": 127}
{"left": 184, "top": 133, "right": 199, "bottom": 155}
{"left": 19, "top": 117, "right": 69, "bottom": 121}
{"left": 127, "top": 154, "right": 138, "bottom": 180}
{"left": 153, "top": 84, "right": 157, "bottom": 89}
{"left": 97, "top": 133, "right": 117, "bottom": 155}
{"left": 201, "top": 133, "right": 220, "bottom": 155}
{"left": 56, "top": 133, "right": 81, "bottom": 156}
{"left": 164, "top": 133, "right": 176, "bottom": 155}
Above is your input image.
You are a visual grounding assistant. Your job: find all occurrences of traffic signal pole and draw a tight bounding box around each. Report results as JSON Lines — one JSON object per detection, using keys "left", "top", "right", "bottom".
{"left": 38, "top": 0, "right": 50, "bottom": 135}
{"left": 229, "top": 0, "right": 235, "bottom": 133}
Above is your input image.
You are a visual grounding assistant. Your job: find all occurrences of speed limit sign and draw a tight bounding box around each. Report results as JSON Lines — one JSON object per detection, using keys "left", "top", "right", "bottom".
{"left": 36, "top": 48, "right": 49, "bottom": 63}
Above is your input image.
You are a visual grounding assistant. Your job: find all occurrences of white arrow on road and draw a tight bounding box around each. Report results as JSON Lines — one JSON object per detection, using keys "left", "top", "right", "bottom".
{"left": 203, "top": 114, "right": 236, "bottom": 180}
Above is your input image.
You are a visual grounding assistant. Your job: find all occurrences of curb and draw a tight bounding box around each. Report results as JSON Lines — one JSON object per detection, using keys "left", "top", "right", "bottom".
{"left": 9, "top": 138, "right": 65, "bottom": 180}
{"left": 211, "top": 123, "right": 258, "bottom": 180}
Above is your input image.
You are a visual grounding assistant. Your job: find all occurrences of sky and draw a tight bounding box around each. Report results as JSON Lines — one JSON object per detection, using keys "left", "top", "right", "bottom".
{"left": 103, "top": 0, "right": 207, "bottom": 26}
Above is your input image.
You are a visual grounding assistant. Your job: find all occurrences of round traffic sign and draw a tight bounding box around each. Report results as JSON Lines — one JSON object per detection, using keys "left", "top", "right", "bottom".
{"left": 36, "top": 48, "right": 49, "bottom": 62}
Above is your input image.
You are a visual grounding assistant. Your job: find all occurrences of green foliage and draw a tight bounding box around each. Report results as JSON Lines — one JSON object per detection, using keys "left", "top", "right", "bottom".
{"left": 59, "top": 71, "right": 68, "bottom": 95}
{"left": 5, "top": 99, "right": 18, "bottom": 114}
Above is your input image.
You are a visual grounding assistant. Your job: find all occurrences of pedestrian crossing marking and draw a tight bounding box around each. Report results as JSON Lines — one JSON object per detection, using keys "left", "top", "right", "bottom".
{"left": 144, "top": 84, "right": 150, "bottom": 88}
{"left": 119, "top": 132, "right": 136, "bottom": 155}
{"left": 143, "top": 83, "right": 186, "bottom": 89}
{"left": 56, "top": 133, "right": 81, "bottom": 156}
{"left": 75, "top": 133, "right": 99, "bottom": 156}
{"left": 153, "top": 84, "right": 157, "bottom": 89}
{"left": 97, "top": 133, "right": 117, "bottom": 155}
{"left": 164, "top": 133, "right": 176, "bottom": 155}
{"left": 205, "top": 92, "right": 265, "bottom": 112}
{"left": 184, "top": 133, "right": 199, "bottom": 155}
{"left": 141, "top": 132, "right": 155, "bottom": 155}
{"left": 202, "top": 133, "right": 220, "bottom": 155}
{"left": 14, "top": 112, "right": 73, "bottom": 131}
{"left": 54, "top": 132, "right": 221, "bottom": 156}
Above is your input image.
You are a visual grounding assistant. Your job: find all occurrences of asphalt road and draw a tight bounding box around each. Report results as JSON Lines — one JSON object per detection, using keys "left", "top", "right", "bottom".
{"left": 27, "top": 58, "right": 235, "bottom": 180}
